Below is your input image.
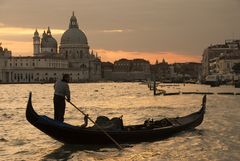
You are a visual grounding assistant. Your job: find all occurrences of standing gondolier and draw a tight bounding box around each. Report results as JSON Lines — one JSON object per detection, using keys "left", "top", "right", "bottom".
{"left": 53, "top": 74, "right": 70, "bottom": 122}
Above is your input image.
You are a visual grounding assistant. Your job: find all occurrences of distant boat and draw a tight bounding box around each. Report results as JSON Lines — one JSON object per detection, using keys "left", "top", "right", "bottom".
{"left": 235, "top": 81, "right": 240, "bottom": 88}
{"left": 26, "top": 93, "right": 206, "bottom": 145}
{"left": 210, "top": 82, "right": 220, "bottom": 87}
{"left": 205, "top": 75, "right": 221, "bottom": 87}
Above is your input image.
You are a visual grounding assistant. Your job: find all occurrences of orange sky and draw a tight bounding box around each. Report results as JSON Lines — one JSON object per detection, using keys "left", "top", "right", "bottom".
{"left": 2, "top": 39, "right": 201, "bottom": 64}
{"left": 95, "top": 49, "right": 201, "bottom": 64}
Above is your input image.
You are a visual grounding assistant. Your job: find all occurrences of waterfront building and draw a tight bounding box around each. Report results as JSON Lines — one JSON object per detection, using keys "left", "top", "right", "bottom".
{"left": 101, "top": 62, "right": 114, "bottom": 80}
{"left": 151, "top": 59, "right": 201, "bottom": 83}
{"left": 173, "top": 62, "right": 201, "bottom": 82}
{"left": 202, "top": 39, "right": 240, "bottom": 82}
{"left": 0, "top": 13, "right": 101, "bottom": 83}
{"left": 153, "top": 59, "right": 171, "bottom": 81}
{"left": 0, "top": 45, "right": 12, "bottom": 82}
{"left": 208, "top": 52, "right": 240, "bottom": 82}
{"left": 102, "top": 58, "right": 151, "bottom": 81}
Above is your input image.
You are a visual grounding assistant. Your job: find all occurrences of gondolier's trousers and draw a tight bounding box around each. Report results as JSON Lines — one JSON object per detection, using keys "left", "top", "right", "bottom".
{"left": 54, "top": 94, "right": 66, "bottom": 122}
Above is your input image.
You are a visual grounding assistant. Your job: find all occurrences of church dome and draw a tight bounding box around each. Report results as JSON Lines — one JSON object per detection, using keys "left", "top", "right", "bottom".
{"left": 41, "top": 27, "right": 57, "bottom": 48}
{"left": 60, "top": 12, "right": 88, "bottom": 45}
{"left": 61, "top": 28, "right": 88, "bottom": 45}
{"left": 41, "top": 37, "right": 57, "bottom": 48}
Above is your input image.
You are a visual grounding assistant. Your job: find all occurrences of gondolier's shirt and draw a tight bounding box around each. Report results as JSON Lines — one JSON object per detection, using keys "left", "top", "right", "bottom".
{"left": 54, "top": 79, "right": 70, "bottom": 100}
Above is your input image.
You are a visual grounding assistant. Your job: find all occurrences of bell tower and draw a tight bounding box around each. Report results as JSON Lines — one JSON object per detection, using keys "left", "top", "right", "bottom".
{"left": 33, "top": 29, "right": 40, "bottom": 56}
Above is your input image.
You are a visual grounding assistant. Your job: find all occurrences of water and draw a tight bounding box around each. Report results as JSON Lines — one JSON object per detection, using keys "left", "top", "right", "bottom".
{"left": 0, "top": 83, "right": 239, "bottom": 161}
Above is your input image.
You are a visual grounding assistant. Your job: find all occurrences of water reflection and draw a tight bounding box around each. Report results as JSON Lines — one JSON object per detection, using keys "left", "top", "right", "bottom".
{"left": 0, "top": 83, "right": 239, "bottom": 160}
{"left": 43, "top": 129, "right": 205, "bottom": 160}
{"left": 43, "top": 144, "right": 129, "bottom": 160}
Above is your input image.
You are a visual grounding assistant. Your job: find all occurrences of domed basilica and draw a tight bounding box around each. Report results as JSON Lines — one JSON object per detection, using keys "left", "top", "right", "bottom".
{"left": 0, "top": 12, "right": 101, "bottom": 83}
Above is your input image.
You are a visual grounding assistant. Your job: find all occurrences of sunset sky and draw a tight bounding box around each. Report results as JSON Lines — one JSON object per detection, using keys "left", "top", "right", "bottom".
{"left": 0, "top": 0, "right": 240, "bottom": 64}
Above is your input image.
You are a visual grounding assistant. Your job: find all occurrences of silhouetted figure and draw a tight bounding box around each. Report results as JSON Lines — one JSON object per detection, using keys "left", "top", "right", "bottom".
{"left": 53, "top": 74, "right": 70, "bottom": 122}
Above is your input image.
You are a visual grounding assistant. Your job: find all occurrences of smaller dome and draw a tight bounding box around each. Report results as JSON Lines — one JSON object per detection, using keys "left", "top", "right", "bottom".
{"left": 34, "top": 29, "right": 39, "bottom": 37}
{"left": 42, "top": 31, "right": 47, "bottom": 38}
{"left": 70, "top": 15, "right": 77, "bottom": 21}
{"left": 41, "top": 37, "right": 57, "bottom": 48}
{"left": 70, "top": 11, "right": 77, "bottom": 21}
{"left": 41, "top": 27, "right": 57, "bottom": 48}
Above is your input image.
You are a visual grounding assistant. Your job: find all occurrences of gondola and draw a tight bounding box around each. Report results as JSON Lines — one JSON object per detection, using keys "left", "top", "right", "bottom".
{"left": 26, "top": 93, "right": 206, "bottom": 145}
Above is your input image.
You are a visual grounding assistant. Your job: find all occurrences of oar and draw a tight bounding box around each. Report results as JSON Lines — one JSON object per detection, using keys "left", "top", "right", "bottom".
{"left": 67, "top": 100, "right": 123, "bottom": 150}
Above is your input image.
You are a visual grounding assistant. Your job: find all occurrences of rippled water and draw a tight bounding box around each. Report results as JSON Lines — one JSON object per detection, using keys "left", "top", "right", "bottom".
{"left": 0, "top": 83, "right": 239, "bottom": 161}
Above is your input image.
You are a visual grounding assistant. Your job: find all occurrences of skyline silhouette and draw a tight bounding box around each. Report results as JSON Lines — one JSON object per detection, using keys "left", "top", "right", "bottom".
{"left": 0, "top": 0, "right": 240, "bottom": 63}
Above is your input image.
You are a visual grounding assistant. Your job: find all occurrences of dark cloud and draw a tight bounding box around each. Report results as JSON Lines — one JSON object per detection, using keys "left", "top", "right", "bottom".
{"left": 0, "top": 0, "right": 240, "bottom": 55}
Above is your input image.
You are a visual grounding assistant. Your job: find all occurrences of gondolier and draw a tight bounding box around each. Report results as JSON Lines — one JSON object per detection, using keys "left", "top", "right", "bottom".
{"left": 53, "top": 74, "right": 70, "bottom": 122}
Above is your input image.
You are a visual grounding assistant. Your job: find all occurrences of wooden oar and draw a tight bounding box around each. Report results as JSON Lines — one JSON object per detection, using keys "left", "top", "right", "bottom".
{"left": 67, "top": 100, "right": 123, "bottom": 150}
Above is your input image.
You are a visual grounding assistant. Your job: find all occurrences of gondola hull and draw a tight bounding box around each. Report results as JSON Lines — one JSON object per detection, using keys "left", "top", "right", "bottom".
{"left": 26, "top": 93, "right": 206, "bottom": 144}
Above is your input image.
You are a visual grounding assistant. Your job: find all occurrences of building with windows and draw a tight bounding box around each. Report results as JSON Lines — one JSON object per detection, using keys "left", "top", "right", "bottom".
{"left": 202, "top": 39, "right": 240, "bottom": 82}
{"left": 208, "top": 52, "right": 240, "bottom": 82}
{"left": 101, "top": 58, "right": 151, "bottom": 81}
{"left": 0, "top": 12, "right": 101, "bottom": 83}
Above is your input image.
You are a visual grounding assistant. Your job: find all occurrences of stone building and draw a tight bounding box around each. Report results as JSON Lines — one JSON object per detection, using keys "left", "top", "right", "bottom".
{"left": 208, "top": 52, "right": 240, "bottom": 82}
{"left": 0, "top": 12, "right": 101, "bottom": 83}
{"left": 202, "top": 39, "right": 240, "bottom": 81}
{"left": 153, "top": 59, "right": 171, "bottom": 81}
{"left": 102, "top": 58, "right": 151, "bottom": 81}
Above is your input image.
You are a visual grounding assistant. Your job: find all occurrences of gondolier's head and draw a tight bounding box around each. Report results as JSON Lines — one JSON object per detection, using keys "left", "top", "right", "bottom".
{"left": 62, "top": 74, "right": 70, "bottom": 82}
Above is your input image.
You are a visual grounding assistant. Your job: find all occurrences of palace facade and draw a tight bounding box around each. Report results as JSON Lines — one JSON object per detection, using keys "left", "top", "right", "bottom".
{"left": 202, "top": 39, "right": 240, "bottom": 83}
{"left": 0, "top": 13, "right": 101, "bottom": 83}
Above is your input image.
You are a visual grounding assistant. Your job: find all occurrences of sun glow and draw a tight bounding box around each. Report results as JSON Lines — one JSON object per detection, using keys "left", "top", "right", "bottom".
{"left": 0, "top": 26, "right": 200, "bottom": 64}
{"left": 94, "top": 49, "right": 201, "bottom": 64}
{"left": 0, "top": 26, "right": 64, "bottom": 36}
{"left": 0, "top": 41, "right": 201, "bottom": 63}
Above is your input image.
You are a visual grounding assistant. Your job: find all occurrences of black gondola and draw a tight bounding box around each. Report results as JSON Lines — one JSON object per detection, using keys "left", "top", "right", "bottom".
{"left": 26, "top": 93, "right": 206, "bottom": 145}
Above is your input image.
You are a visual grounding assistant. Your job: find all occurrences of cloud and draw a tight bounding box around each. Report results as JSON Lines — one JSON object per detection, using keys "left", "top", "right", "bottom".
{"left": 0, "top": 26, "right": 65, "bottom": 36}
{"left": 102, "top": 29, "right": 133, "bottom": 33}
{"left": 94, "top": 49, "right": 201, "bottom": 64}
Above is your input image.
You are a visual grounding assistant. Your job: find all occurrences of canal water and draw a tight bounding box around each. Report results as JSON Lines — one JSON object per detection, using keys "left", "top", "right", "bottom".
{"left": 0, "top": 83, "right": 239, "bottom": 161}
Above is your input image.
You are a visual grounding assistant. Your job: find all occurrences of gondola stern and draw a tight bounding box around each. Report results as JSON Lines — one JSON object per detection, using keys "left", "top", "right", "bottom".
{"left": 194, "top": 95, "right": 207, "bottom": 127}
{"left": 26, "top": 92, "right": 39, "bottom": 124}
{"left": 200, "top": 95, "right": 207, "bottom": 113}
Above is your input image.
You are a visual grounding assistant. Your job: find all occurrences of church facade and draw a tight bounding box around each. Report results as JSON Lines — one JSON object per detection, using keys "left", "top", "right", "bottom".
{"left": 0, "top": 13, "right": 101, "bottom": 83}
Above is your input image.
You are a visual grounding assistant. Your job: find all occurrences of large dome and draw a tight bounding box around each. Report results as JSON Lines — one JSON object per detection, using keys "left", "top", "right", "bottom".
{"left": 61, "top": 28, "right": 88, "bottom": 45}
{"left": 60, "top": 12, "right": 88, "bottom": 45}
